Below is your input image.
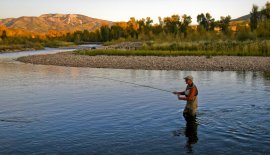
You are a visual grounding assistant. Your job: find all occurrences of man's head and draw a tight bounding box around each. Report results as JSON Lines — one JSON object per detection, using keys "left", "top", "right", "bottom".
{"left": 184, "top": 75, "right": 193, "bottom": 85}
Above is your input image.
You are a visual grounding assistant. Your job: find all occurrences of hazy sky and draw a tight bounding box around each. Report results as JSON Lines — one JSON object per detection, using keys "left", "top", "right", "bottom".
{"left": 0, "top": 0, "right": 268, "bottom": 23}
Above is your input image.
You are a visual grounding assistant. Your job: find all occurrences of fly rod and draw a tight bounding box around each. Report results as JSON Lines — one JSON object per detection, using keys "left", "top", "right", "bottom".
{"left": 90, "top": 75, "right": 174, "bottom": 93}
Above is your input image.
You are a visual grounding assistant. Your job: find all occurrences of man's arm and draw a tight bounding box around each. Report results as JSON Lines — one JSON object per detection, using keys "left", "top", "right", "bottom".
{"left": 178, "top": 87, "right": 196, "bottom": 101}
{"left": 173, "top": 91, "right": 185, "bottom": 95}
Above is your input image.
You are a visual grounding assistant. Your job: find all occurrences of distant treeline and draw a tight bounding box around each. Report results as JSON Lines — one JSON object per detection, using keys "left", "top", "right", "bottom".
{"left": 61, "top": 2, "right": 269, "bottom": 43}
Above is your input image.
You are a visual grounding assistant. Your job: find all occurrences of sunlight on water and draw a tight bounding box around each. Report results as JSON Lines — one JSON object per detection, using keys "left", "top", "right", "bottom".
{"left": 0, "top": 49, "right": 270, "bottom": 154}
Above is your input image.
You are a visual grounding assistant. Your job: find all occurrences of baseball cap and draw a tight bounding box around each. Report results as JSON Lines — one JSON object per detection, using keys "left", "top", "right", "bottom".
{"left": 184, "top": 75, "right": 193, "bottom": 81}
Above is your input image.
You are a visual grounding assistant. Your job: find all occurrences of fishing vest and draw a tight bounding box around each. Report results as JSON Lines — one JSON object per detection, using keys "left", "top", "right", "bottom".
{"left": 185, "top": 83, "right": 198, "bottom": 97}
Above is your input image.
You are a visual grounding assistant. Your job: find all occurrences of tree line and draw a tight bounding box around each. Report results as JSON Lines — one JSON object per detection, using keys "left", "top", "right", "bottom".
{"left": 67, "top": 1, "right": 270, "bottom": 43}
{"left": 63, "top": 13, "right": 233, "bottom": 43}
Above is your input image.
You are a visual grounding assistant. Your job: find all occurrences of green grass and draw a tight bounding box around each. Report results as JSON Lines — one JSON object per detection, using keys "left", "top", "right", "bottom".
{"left": 42, "top": 40, "right": 75, "bottom": 48}
{"left": 94, "top": 40, "right": 270, "bottom": 56}
{"left": 75, "top": 40, "right": 270, "bottom": 57}
{"left": 143, "top": 41, "right": 270, "bottom": 56}
{"left": 75, "top": 48, "right": 269, "bottom": 57}
{"left": 0, "top": 40, "right": 75, "bottom": 52}
{"left": 0, "top": 43, "right": 43, "bottom": 52}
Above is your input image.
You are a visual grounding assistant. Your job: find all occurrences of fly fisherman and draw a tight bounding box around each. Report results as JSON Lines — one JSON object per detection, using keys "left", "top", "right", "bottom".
{"left": 173, "top": 75, "right": 198, "bottom": 121}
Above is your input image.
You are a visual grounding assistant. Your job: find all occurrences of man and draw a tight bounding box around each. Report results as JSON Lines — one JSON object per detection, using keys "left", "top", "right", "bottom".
{"left": 173, "top": 75, "right": 198, "bottom": 121}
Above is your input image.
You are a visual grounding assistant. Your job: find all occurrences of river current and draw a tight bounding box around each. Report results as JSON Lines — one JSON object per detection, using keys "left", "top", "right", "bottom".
{"left": 0, "top": 48, "right": 269, "bottom": 154}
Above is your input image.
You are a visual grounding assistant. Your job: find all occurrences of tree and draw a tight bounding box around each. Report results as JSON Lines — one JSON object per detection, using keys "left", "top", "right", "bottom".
{"left": 197, "top": 13, "right": 207, "bottom": 30}
{"left": 218, "top": 16, "right": 231, "bottom": 34}
{"left": 100, "top": 25, "right": 110, "bottom": 42}
{"left": 206, "top": 13, "right": 216, "bottom": 31}
{"left": 74, "top": 33, "right": 81, "bottom": 44}
{"left": 1, "top": 30, "right": 7, "bottom": 40}
{"left": 152, "top": 24, "right": 163, "bottom": 35}
{"left": 261, "top": 2, "right": 270, "bottom": 19}
{"left": 158, "top": 16, "right": 164, "bottom": 28}
{"left": 65, "top": 32, "right": 73, "bottom": 42}
{"left": 145, "top": 17, "right": 153, "bottom": 34}
{"left": 127, "top": 17, "right": 139, "bottom": 39}
{"left": 163, "top": 14, "right": 181, "bottom": 35}
{"left": 110, "top": 25, "right": 125, "bottom": 40}
{"left": 137, "top": 18, "right": 146, "bottom": 34}
{"left": 197, "top": 13, "right": 215, "bottom": 31}
{"left": 181, "top": 14, "right": 192, "bottom": 38}
{"left": 250, "top": 5, "right": 259, "bottom": 31}
{"left": 256, "top": 20, "right": 270, "bottom": 38}
{"left": 82, "top": 30, "right": 90, "bottom": 42}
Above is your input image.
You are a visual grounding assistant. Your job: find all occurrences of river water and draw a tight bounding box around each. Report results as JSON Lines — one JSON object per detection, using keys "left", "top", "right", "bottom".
{"left": 0, "top": 48, "right": 270, "bottom": 155}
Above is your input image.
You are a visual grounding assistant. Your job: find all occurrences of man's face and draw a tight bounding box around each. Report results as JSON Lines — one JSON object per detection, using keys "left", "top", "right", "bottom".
{"left": 185, "top": 79, "right": 192, "bottom": 85}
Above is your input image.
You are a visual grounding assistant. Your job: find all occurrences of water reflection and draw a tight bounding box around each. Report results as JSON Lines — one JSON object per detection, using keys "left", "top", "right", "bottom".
{"left": 185, "top": 119, "right": 198, "bottom": 154}
{"left": 172, "top": 118, "right": 198, "bottom": 154}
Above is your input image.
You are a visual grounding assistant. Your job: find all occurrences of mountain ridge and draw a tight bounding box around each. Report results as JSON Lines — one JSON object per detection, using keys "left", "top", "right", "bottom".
{"left": 0, "top": 14, "right": 113, "bottom": 33}
{"left": 232, "top": 14, "right": 250, "bottom": 21}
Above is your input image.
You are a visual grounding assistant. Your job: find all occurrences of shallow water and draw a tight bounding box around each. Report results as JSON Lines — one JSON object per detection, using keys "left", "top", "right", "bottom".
{"left": 0, "top": 49, "right": 270, "bottom": 154}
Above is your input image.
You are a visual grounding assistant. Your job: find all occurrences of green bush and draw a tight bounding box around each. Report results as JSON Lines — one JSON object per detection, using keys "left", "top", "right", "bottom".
{"left": 256, "top": 20, "right": 270, "bottom": 39}
{"left": 237, "top": 31, "right": 256, "bottom": 41}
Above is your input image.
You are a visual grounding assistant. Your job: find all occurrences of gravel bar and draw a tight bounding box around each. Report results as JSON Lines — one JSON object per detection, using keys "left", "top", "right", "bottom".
{"left": 17, "top": 52, "right": 270, "bottom": 72}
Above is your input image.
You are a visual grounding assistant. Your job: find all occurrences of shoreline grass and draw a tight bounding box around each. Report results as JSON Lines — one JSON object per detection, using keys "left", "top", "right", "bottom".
{"left": 76, "top": 40, "right": 270, "bottom": 57}
{"left": 42, "top": 40, "right": 75, "bottom": 48}
{"left": 0, "top": 44, "right": 44, "bottom": 52}
{"left": 0, "top": 40, "right": 75, "bottom": 53}
{"left": 75, "top": 48, "right": 270, "bottom": 57}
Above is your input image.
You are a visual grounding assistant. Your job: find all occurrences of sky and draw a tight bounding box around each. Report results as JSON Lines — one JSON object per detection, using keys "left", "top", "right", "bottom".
{"left": 0, "top": 0, "right": 269, "bottom": 24}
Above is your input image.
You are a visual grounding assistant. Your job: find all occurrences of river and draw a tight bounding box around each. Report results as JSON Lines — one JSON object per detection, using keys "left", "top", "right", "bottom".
{"left": 0, "top": 47, "right": 270, "bottom": 154}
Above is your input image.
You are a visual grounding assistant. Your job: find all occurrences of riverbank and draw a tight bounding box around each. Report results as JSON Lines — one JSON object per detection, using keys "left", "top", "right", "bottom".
{"left": 17, "top": 52, "right": 270, "bottom": 71}
{"left": 0, "top": 45, "right": 43, "bottom": 53}
{"left": 0, "top": 41, "right": 77, "bottom": 53}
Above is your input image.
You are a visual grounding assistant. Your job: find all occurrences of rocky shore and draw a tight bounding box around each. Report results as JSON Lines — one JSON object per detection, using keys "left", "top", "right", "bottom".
{"left": 17, "top": 52, "right": 270, "bottom": 72}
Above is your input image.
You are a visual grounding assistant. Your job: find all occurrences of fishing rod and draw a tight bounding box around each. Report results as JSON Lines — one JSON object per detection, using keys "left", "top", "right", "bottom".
{"left": 89, "top": 75, "right": 212, "bottom": 103}
{"left": 89, "top": 75, "right": 174, "bottom": 93}
{"left": 89, "top": 75, "right": 212, "bottom": 102}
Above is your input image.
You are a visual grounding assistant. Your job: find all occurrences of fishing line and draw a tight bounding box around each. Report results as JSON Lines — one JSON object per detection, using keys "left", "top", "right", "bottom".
{"left": 89, "top": 75, "right": 174, "bottom": 93}
{"left": 92, "top": 74, "right": 214, "bottom": 123}
{"left": 89, "top": 75, "right": 211, "bottom": 103}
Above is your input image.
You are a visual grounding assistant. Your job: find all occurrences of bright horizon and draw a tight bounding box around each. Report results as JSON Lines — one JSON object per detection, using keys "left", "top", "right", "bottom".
{"left": 0, "top": 0, "right": 269, "bottom": 24}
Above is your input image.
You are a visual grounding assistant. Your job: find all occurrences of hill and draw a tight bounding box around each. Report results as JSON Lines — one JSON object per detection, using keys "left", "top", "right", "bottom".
{"left": 232, "top": 14, "right": 250, "bottom": 21}
{"left": 0, "top": 14, "right": 113, "bottom": 33}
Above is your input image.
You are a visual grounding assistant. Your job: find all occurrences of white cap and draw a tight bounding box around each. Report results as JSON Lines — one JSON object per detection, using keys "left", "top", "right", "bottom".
{"left": 184, "top": 75, "right": 193, "bottom": 81}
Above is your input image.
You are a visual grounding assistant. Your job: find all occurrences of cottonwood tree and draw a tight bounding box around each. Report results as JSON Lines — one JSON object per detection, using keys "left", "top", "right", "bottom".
{"left": 250, "top": 5, "right": 259, "bottom": 31}
{"left": 218, "top": 16, "right": 231, "bottom": 34}
{"left": 1, "top": 30, "right": 7, "bottom": 40}
{"left": 261, "top": 2, "right": 270, "bottom": 19}
{"left": 181, "top": 14, "right": 192, "bottom": 38}
{"left": 197, "top": 13, "right": 215, "bottom": 31}
{"left": 163, "top": 14, "right": 181, "bottom": 35}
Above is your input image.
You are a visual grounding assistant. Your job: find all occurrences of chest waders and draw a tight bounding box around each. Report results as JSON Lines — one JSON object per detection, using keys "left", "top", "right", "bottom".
{"left": 183, "top": 84, "right": 198, "bottom": 121}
